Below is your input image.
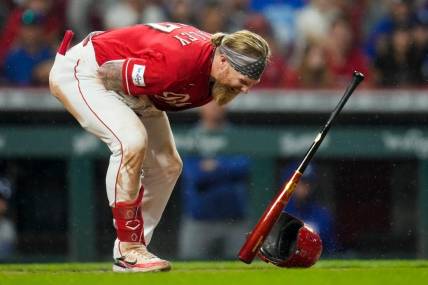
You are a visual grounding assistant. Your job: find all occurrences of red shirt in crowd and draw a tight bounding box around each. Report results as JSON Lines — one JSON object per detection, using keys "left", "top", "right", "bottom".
{"left": 326, "top": 48, "right": 370, "bottom": 87}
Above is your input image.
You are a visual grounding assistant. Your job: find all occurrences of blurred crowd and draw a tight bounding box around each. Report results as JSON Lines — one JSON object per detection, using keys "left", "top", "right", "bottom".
{"left": 0, "top": 0, "right": 427, "bottom": 89}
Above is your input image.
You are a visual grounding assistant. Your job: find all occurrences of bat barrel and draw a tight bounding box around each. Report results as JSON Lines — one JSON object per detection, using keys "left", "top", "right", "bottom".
{"left": 238, "top": 171, "right": 302, "bottom": 263}
{"left": 238, "top": 201, "right": 284, "bottom": 263}
{"left": 238, "top": 200, "right": 282, "bottom": 264}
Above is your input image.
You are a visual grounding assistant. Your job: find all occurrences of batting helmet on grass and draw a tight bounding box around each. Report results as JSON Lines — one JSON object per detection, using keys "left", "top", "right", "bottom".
{"left": 258, "top": 212, "right": 322, "bottom": 268}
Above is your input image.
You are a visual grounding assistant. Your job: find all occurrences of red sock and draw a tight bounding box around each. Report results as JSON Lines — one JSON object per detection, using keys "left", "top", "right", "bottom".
{"left": 112, "top": 187, "right": 145, "bottom": 244}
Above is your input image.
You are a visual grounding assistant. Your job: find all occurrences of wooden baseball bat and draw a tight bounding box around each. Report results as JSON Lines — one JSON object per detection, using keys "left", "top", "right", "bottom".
{"left": 238, "top": 71, "right": 365, "bottom": 263}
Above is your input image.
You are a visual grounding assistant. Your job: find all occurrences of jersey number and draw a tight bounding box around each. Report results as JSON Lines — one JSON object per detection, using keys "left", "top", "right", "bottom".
{"left": 146, "top": 23, "right": 183, "bottom": 33}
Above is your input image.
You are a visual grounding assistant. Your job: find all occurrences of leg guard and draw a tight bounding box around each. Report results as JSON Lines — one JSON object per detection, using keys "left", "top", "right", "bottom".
{"left": 112, "top": 187, "right": 145, "bottom": 244}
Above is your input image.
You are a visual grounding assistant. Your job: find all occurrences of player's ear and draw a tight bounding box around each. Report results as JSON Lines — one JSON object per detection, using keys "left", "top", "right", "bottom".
{"left": 218, "top": 54, "right": 229, "bottom": 71}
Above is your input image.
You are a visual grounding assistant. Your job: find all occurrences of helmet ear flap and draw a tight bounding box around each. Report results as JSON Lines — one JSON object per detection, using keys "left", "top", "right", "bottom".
{"left": 258, "top": 212, "right": 322, "bottom": 268}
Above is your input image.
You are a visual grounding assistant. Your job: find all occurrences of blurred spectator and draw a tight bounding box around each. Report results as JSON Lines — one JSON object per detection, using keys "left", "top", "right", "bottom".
{"left": 0, "top": 177, "right": 16, "bottom": 261}
{"left": 197, "top": 1, "right": 227, "bottom": 34}
{"left": 332, "top": 0, "right": 368, "bottom": 46}
{"left": 140, "top": 0, "right": 167, "bottom": 23}
{"left": 0, "top": 0, "right": 64, "bottom": 65}
{"left": 250, "top": 0, "right": 305, "bottom": 11}
{"left": 244, "top": 13, "right": 290, "bottom": 88}
{"left": 286, "top": 40, "right": 334, "bottom": 88}
{"left": 293, "top": 0, "right": 339, "bottom": 65}
{"left": 373, "top": 25, "right": 426, "bottom": 87}
{"left": 103, "top": 0, "right": 166, "bottom": 30}
{"left": 361, "top": 0, "right": 390, "bottom": 43}
{"left": 365, "top": 0, "right": 417, "bottom": 60}
{"left": 416, "top": 0, "right": 428, "bottom": 21}
{"left": 324, "top": 17, "right": 370, "bottom": 87}
{"left": 296, "top": 0, "right": 339, "bottom": 34}
{"left": 249, "top": 0, "right": 306, "bottom": 48}
{"left": 0, "top": 0, "right": 15, "bottom": 30}
{"left": 67, "top": 0, "right": 118, "bottom": 41}
{"left": 2, "top": 9, "right": 55, "bottom": 86}
{"left": 281, "top": 162, "right": 337, "bottom": 255}
{"left": 412, "top": 15, "right": 428, "bottom": 84}
{"left": 103, "top": 0, "right": 144, "bottom": 29}
{"left": 179, "top": 101, "right": 250, "bottom": 260}
{"left": 222, "top": 0, "right": 251, "bottom": 32}
{"left": 165, "top": 0, "right": 197, "bottom": 26}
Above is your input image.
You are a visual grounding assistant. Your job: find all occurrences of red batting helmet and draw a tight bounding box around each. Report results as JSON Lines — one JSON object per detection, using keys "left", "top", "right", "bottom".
{"left": 258, "top": 212, "right": 322, "bottom": 268}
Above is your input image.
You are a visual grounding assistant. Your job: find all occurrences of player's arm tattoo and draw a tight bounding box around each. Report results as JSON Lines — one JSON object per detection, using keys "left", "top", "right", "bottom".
{"left": 97, "top": 60, "right": 124, "bottom": 92}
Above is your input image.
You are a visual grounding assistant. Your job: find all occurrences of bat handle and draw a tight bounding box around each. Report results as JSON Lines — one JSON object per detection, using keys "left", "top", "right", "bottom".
{"left": 353, "top": 71, "right": 365, "bottom": 82}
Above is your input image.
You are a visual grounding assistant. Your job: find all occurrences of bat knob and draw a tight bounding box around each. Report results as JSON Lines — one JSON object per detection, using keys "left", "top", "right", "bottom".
{"left": 353, "top": 71, "right": 365, "bottom": 82}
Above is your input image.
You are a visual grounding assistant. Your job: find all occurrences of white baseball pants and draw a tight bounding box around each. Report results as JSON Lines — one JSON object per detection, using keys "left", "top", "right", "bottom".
{"left": 49, "top": 39, "right": 182, "bottom": 244}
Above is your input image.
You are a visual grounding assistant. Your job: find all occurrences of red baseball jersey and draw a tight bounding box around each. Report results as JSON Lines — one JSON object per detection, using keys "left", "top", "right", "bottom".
{"left": 91, "top": 23, "right": 215, "bottom": 111}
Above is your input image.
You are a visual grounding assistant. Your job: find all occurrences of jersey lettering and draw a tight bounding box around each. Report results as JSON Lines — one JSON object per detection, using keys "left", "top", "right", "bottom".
{"left": 180, "top": 32, "right": 199, "bottom": 42}
{"left": 190, "top": 31, "right": 210, "bottom": 40}
{"left": 194, "top": 30, "right": 211, "bottom": 40}
{"left": 173, "top": 35, "right": 191, "bottom": 46}
{"left": 145, "top": 23, "right": 183, "bottom": 33}
{"left": 173, "top": 32, "right": 211, "bottom": 46}
{"left": 155, "top": 92, "right": 191, "bottom": 107}
{"left": 145, "top": 23, "right": 210, "bottom": 47}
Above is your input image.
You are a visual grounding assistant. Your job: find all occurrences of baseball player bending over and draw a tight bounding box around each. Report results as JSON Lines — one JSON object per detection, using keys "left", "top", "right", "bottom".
{"left": 49, "top": 22, "right": 270, "bottom": 272}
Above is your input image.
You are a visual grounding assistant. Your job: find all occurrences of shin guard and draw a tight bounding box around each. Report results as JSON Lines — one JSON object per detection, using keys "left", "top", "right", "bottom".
{"left": 112, "top": 187, "right": 145, "bottom": 244}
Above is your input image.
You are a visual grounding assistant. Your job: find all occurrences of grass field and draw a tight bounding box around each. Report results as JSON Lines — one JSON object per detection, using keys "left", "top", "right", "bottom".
{"left": 1, "top": 260, "right": 427, "bottom": 285}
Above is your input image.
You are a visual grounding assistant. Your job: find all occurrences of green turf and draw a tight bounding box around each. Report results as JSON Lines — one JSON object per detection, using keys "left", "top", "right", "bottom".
{"left": 1, "top": 260, "right": 427, "bottom": 285}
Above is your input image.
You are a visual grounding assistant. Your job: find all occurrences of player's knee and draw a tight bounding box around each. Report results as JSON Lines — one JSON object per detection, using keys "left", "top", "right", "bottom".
{"left": 165, "top": 152, "right": 183, "bottom": 179}
{"left": 49, "top": 62, "right": 67, "bottom": 99}
{"left": 49, "top": 67, "right": 59, "bottom": 94}
{"left": 49, "top": 59, "right": 61, "bottom": 84}
{"left": 121, "top": 133, "right": 147, "bottom": 160}
{"left": 172, "top": 154, "right": 183, "bottom": 176}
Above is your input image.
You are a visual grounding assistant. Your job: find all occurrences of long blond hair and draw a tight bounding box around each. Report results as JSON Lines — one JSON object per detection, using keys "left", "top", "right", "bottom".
{"left": 211, "top": 30, "right": 271, "bottom": 61}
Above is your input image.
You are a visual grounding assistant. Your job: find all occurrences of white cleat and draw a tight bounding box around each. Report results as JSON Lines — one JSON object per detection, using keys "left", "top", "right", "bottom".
{"left": 112, "top": 240, "right": 171, "bottom": 273}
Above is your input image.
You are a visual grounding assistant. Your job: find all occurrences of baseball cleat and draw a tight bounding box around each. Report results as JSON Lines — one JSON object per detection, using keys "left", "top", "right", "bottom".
{"left": 113, "top": 240, "right": 171, "bottom": 272}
